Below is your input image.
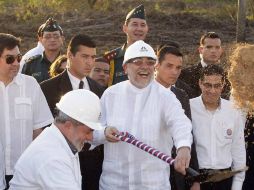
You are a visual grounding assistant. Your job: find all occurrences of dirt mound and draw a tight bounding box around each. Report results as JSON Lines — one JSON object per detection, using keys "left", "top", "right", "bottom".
{"left": 1, "top": 9, "right": 254, "bottom": 66}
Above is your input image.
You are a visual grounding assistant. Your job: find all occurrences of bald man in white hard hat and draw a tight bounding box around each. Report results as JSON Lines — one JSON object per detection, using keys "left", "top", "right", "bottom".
{"left": 93, "top": 40, "right": 193, "bottom": 190}
{"left": 9, "top": 90, "right": 118, "bottom": 190}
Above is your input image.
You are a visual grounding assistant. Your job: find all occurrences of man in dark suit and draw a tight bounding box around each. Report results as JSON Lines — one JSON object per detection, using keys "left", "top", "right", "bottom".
{"left": 155, "top": 45, "right": 199, "bottom": 190}
{"left": 179, "top": 32, "right": 231, "bottom": 99}
{"left": 40, "top": 34, "right": 104, "bottom": 190}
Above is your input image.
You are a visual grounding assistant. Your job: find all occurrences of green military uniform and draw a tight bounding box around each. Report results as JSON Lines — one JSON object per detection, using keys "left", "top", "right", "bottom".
{"left": 104, "top": 4, "right": 146, "bottom": 86}
{"left": 104, "top": 44, "right": 128, "bottom": 86}
{"left": 22, "top": 52, "right": 58, "bottom": 83}
{"left": 22, "top": 17, "right": 63, "bottom": 83}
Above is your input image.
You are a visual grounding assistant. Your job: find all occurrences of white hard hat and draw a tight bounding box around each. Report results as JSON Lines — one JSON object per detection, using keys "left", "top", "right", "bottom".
{"left": 56, "top": 89, "right": 103, "bottom": 130}
{"left": 123, "top": 40, "right": 157, "bottom": 65}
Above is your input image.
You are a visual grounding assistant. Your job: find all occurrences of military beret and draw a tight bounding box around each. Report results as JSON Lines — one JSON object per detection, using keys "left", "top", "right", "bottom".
{"left": 38, "top": 18, "right": 63, "bottom": 37}
{"left": 125, "top": 4, "right": 146, "bottom": 21}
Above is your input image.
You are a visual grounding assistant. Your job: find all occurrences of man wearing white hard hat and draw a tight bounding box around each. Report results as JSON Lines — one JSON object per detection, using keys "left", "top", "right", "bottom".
{"left": 93, "top": 40, "right": 193, "bottom": 190}
{"left": 9, "top": 90, "right": 118, "bottom": 190}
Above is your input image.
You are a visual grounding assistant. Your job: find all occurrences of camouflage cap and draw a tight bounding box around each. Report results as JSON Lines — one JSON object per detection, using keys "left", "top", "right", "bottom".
{"left": 125, "top": 4, "right": 146, "bottom": 21}
{"left": 38, "top": 18, "right": 63, "bottom": 37}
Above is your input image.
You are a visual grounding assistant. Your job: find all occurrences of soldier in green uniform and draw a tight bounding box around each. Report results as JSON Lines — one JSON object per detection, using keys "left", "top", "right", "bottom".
{"left": 104, "top": 4, "right": 149, "bottom": 86}
{"left": 22, "top": 18, "right": 64, "bottom": 83}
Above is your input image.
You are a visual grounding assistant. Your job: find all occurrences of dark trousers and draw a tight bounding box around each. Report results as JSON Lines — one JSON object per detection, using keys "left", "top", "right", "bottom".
{"left": 4, "top": 175, "right": 13, "bottom": 190}
{"left": 200, "top": 176, "right": 233, "bottom": 190}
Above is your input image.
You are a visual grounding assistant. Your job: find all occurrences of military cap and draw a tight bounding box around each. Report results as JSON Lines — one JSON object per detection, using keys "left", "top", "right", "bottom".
{"left": 125, "top": 4, "right": 146, "bottom": 21}
{"left": 38, "top": 18, "right": 63, "bottom": 37}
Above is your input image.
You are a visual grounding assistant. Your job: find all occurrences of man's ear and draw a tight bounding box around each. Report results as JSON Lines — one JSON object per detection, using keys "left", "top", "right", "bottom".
{"left": 198, "top": 79, "right": 202, "bottom": 88}
{"left": 67, "top": 51, "right": 73, "bottom": 60}
{"left": 122, "top": 24, "right": 127, "bottom": 34}
{"left": 198, "top": 46, "right": 203, "bottom": 54}
{"left": 123, "top": 64, "right": 128, "bottom": 74}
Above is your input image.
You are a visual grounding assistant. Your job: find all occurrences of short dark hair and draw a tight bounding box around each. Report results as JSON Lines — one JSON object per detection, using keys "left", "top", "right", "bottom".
{"left": 95, "top": 57, "right": 109, "bottom": 64}
{"left": 0, "top": 33, "right": 21, "bottom": 56}
{"left": 157, "top": 45, "right": 183, "bottom": 63}
{"left": 67, "top": 34, "right": 96, "bottom": 55}
{"left": 200, "top": 64, "right": 225, "bottom": 81}
{"left": 200, "top": 32, "right": 221, "bottom": 46}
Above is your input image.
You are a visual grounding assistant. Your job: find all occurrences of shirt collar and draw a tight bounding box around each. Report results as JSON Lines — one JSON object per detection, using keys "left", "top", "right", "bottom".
{"left": 67, "top": 69, "right": 89, "bottom": 90}
{"left": 11, "top": 73, "right": 23, "bottom": 86}
{"left": 199, "top": 95, "right": 222, "bottom": 111}
{"left": 200, "top": 59, "right": 207, "bottom": 67}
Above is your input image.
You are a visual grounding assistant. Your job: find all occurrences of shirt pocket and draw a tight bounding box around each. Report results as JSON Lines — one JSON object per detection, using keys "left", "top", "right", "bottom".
{"left": 217, "top": 121, "right": 234, "bottom": 145}
{"left": 14, "top": 97, "right": 32, "bottom": 120}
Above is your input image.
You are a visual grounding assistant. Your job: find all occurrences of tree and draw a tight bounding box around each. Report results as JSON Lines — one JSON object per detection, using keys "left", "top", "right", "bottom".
{"left": 236, "top": 0, "right": 247, "bottom": 42}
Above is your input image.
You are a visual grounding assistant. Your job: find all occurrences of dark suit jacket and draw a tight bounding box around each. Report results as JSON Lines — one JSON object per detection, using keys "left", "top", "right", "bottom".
{"left": 40, "top": 70, "right": 104, "bottom": 190}
{"left": 175, "top": 79, "right": 197, "bottom": 99}
{"left": 179, "top": 62, "right": 231, "bottom": 100}
{"left": 171, "top": 86, "right": 199, "bottom": 190}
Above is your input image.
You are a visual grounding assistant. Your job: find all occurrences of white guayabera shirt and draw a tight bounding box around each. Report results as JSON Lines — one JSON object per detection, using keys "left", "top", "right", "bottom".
{"left": 0, "top": 142, "right": 5, "bottom": 190}
{"left": 190, "top": 96, "right": 246, "bottom": 190}
{"left": 0, "top": 73, "right": 53, "bottom": 175}
{"left": 93, "top": 80, "right": 192, "bottom": 190}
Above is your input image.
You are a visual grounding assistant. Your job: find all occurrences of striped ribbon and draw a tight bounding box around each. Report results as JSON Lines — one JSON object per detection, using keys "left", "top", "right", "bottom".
{"left": 114, "top": 132, "right": 175, "bottom": 165}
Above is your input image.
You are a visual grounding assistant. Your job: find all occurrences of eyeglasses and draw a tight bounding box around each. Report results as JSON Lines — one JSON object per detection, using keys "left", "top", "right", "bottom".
{"left": 129, "top": 58, "right": 156, "bottom": 66}
{"left": 202, "top": 82, "right": 223, "bottom": 90}
{"left": 2, "top": 54, "right": 22, "bottom": 64}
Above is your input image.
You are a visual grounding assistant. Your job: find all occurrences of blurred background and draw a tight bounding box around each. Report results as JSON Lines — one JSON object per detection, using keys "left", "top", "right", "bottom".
{"left": 0, "top": 0, "right": 253, "bottom": 67}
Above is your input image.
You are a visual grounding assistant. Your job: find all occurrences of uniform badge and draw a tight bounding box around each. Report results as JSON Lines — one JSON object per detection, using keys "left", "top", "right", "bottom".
{"left": 226, "top": 129, "right": 232, "bottom": 136}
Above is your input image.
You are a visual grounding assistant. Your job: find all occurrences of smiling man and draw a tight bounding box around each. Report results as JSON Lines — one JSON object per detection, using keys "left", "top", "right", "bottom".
{"left": 0, "top": 33, "right": 53, "bottom": 189}
{"left": 94, "top": 40, "right": 193, "bottom": 190}
{"left": 104, "top": 4, "right": 149, "bottom": 86}
{"left": 190, "top": 64, "right": 246, "bottom": 190}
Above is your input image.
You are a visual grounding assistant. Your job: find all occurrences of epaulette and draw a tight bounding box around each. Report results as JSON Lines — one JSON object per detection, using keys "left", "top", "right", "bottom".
{"left": 24, "top": 54, "right": 42, "bottom": 64}
{"left": 104, "top": 47, "right": 121, "bottom": 62}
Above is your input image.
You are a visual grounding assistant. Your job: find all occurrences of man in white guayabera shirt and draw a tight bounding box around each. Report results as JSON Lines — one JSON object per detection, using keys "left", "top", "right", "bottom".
{"left": 0, "top": 33, "right": 53, "bottom": 189}
{"left": 93, "top": 40, "right": 193, "bottom": 190}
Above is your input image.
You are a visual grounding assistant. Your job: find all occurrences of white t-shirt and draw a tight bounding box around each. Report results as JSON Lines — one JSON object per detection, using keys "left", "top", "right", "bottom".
{"left": 0, "top": 73, "right": 53, "bottom": 175}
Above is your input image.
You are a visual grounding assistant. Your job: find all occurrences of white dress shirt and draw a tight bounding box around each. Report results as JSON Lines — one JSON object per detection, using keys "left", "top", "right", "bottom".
{"left": 93, "top": 80, "right": 192, "bottom": 190}
{"left": 67, "top": 70, "right": 90, "bottom": 90}
{"left": 9, "top": 125, "right": 81, "bottom": 190}
{"left": 19, "top": 42, "right": 44, "bottom": 72}
{"left": 190, "top": 96, "right": 246, "bottom": 190}
{"left": 0, "top": 142, "right": 5, "bottom": 190}
{"left": 0, "top": 73, "right": 53, "bottom": 175}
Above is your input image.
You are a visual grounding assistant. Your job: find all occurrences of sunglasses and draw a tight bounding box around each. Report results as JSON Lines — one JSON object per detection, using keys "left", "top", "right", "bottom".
{"left": 4, "top": 54, "right": 22, "bottom": 64}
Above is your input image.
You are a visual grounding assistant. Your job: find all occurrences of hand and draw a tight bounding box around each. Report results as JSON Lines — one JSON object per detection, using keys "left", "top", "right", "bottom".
{"left": 190, "top": 182, "right": 200, "bottom": 190}
{"left": 104, "top": 127, "right": 120, "bottom": 142}
{"left": 174, "top": 146, "right": 191, "bottom": 175}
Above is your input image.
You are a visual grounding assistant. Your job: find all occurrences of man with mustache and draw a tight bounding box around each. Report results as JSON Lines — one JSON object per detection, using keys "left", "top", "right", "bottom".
{"left": 93, "top": 40, "right": 193, "bottom": 190}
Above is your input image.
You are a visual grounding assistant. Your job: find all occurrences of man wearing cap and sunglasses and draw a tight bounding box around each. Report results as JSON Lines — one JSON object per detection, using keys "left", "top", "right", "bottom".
{"left": 9, "top": 90, "right": 119, "bottom": 190}
{"left": 22, "top": 18, "right": 64, "bottom": 83}
{"left": 0, "top": 33, "right": 53, "bottom": 189}
{"left": 93, "top": 40, "right": 193, "bottom": 190}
